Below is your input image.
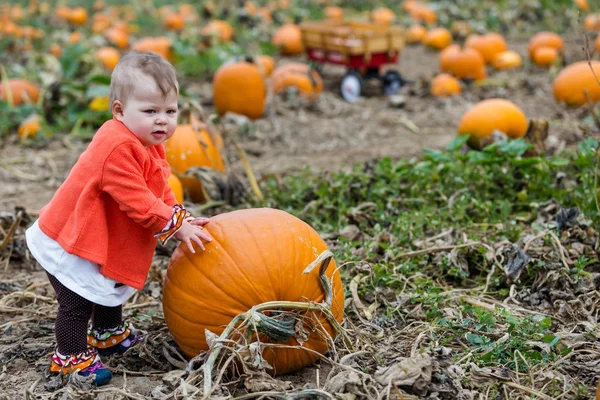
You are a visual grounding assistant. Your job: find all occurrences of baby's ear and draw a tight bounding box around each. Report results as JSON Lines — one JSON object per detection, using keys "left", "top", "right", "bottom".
{"left": 112, "top": 100, "right": 124, "bottom": 119}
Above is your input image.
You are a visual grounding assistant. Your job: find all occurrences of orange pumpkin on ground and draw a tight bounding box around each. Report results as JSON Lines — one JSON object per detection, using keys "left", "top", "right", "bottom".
{"left": 410, "top": 5, "right": 436, "bottom": 25}
{"left": 528, "top": 32, "right": 564, "bottom": 59}
{"left": 458, "top": 99, "right": 528, "bottom": 149}
{"left": 430, "top": 73, "right": 461, "bottom": 97}
{"left": 162, "top": 207, "right": 345, "bottom": 376}
{"left": 167, "top": 173, "right": 184, "bottom": 204}
{"left": 272, "top": 24, "right": 304, "bottom": 55}
{"left": 18, "top": 114, "right": 42, "bottom": 140}
{"left": 324, "top": 6, "right": 343, "bottom": 21}
{"left": 132, "top": 37, "right": 172, "bottom": 60}
{"left": 68, "top": 7, "right": 88, "bottom": 25}
{"left": 0, "top": 79, "right": 40, "bottom": 105}
{"left": 532, "top": 46, "right": 558, "bottom": 67}
{"left": 493, "top": 50, "right": 523, "bottom": 70}
{"left": 553, "top": 61, "right": 600, "bottom": 106}
{"left": 255, "top": 55, "right": 275, "bottom": 77}
{"left": 163, "top": 12, "right": 185, "bottom": 31}
{"left": 575, "top": 0, "right": 589, "bottom": 11}
{"left": 465, "top": 33, "right": 507, "bottom": 65}
{"left": 405, "top": 25, "right": 426, "bottom": 44}
{"left": 201, "top": 20, "right": 234, "bottom": 42}
{"left": 440, "top": 46, "right": 486, "bottom": 81}
{"left": 213, "top": 61, "right": 267, "bottom": 119}
{"left": 439, "top": 44, "right": 460, "bottom": 72}
{"left": 585, "top": 14, "right": 600, "bottom": 31}
{"left": 96, "top": 47, "right": 120, "bottom": 71}
{"left": 105, "top": 27, "right": 129, "bottom": 49}
{"left": 370, "top": 7, "right": 395, "bottom": 25}
{"left": 271, "top": 63, "right": 323, "bottom": 100}
{"left": 423, "top": 28, "right": 452, "bottom": 50}
{"left": 594, "top": 35, "right": 600, "bottom": 54}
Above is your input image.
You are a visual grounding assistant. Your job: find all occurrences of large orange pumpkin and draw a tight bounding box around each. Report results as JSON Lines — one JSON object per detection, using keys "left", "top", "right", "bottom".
{"left": 553, "top": 61, "right": 600, "bottom": 106}
{"left": 440, "top": 46, "right": 486, "bottom": 81}
{"left": 0, "top": 79, "right": 40, "bottom": 105}
{"left": 528, "top": 32, "right": 564, "bottom": 59}
{"left": 272, "top": 24, "right": 304, "bottom": 55}
{"left": 271, "top": 63, "right": 323, "bottom": 100}
{"left": 465, "top": 33, "right": 507, "bottom": 65}
{"left": 162, "top": 208, "right": 345, "bottom": 376}
{"left": 458, "top": 99, "right": 528, "bottom": 149}
{"left": 213, "top": 61, "right": 267, "bottom": 119}
{"left": 165, "top": 122, "right": 225, "bottom": 203}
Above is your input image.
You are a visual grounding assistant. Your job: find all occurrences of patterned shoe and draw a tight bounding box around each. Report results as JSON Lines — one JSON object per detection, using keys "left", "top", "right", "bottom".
{"left": 50, "top": 348, "right": 112, "bottom": 386}
{"left": 87, "top": 321, "right": 142, "bottom": 356}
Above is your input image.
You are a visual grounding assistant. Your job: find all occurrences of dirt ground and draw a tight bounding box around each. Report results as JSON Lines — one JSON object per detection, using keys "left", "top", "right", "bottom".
{"left": 0, "top": 37, "right": 595, "bottom": 398}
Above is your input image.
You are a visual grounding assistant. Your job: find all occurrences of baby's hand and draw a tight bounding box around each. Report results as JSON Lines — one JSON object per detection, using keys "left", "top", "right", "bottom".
{"left": 174, "top": 220, "right": 213, "bottom": 253}
{"left": 189, "top": 217, "right": 210, "bottom": 227}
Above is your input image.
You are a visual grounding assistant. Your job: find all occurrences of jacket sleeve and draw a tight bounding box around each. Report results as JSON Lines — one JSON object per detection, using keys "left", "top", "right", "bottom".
{"left": 163, "top": 184, "right": 179, "bottom": 207}
{"left": 101, "top": 143, "right": 173, "bottom": 233}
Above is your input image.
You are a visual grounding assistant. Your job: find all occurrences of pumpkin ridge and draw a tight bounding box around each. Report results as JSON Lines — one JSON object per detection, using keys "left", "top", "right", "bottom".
{"left": 162, "top": 297, "right": 229, "bottom": 334}
{"left": 295, "top": 220, "right": 323, "bottom": 303}
{"left": 177, "top": 241, "right": 254, "bottom": 312}
{"left": 268, "top": 215, "right": 285, "bottom": 301}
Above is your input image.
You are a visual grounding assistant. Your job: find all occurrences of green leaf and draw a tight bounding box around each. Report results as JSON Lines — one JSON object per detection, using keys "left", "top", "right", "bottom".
{"left": 446, "top": 135, "right": 469, "bottom": 152}
{"left": 466, "top": 333, "right": 484, "bottom": 345}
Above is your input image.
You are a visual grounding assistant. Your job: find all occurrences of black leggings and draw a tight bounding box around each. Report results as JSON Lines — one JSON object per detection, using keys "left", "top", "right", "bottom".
{"left": 47, "top": 272, "right": 123, "bottom": 355}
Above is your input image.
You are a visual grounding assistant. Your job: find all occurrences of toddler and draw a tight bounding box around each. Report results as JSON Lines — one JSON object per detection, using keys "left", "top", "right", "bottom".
{"left": 25, "top": 51, "right": 212, "bottom": 386}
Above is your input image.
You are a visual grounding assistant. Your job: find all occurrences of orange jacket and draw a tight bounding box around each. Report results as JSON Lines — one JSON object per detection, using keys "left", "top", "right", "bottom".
{"left": 38, "top": 118, "right": 178, "bottom": 290}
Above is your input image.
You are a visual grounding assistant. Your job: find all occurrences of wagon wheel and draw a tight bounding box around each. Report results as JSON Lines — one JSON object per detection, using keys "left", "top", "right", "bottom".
{"left": 381, "top": 70, "right": 403, "bottom": 96}
{"left": 340, "top": 70, "right": 362, "bottom": 103}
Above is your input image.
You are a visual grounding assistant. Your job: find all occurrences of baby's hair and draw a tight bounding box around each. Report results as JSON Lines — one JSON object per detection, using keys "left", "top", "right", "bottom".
{"left": 109, "top": 51, "right": 178, "bottom": 105}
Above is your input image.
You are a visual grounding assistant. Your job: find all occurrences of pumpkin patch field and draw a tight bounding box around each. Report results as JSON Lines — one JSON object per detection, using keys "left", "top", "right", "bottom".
{"left": 3, "top": 0, "right": 600, "bottom": 399}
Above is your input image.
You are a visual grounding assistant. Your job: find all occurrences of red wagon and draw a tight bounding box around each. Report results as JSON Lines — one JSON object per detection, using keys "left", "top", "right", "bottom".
{"left": 299, "top": 20, "right": 407, "bottom": 102}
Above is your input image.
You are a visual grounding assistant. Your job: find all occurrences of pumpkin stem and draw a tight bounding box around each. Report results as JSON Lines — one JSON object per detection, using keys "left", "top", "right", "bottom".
{"left": 255, "top": 312, "right": 296, "bottom": 342}
{"left": 302, "top": 249, "right": 334, "bottom": 307}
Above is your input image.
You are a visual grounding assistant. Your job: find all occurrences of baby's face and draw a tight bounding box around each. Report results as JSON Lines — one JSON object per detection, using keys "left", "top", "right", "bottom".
{"left": 117, "top": 74, "right": 178, "bottom": 147}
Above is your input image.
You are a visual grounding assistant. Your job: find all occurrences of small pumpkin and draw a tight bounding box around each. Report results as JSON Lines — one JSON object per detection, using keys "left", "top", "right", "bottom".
{"left": 49, "top": 43, "right": 62, "bottom": 57}
{"left": 324, "top": 6, "right": 343, "bottom": 21}
{"left": 458, "top": 99, "right": 528, "bottom": 149}
{"left": 255, "top": 55, "right": 275, "bottom": 77}
{"left": 423, "top": 28, "right": 453, "bottom": 50}
{"left": 162, "top": 207, "right": 345, "bottom": 376}
{"left": 0, "top": 79, "right": 40, "bottom": 106}
{"left": 213, "top": 61, "right": 267, "bottom": 119}
{"left": 370, "top": 7, "right": 395, "bottom": 25}
{"left": 440, "top": 46, "right": 486, "bottom": 81}
{"left": 67, "top": 7, "right": 88, "bottom": 25}
{"left": 132, "top": 36, "right": 172, "bottom": 60}
{"left": 271, "top": 62, "right": 323, "bottom": 100}
{"left": 465, "top": 33, "right": 507, "bottom": 65}
{"left": 553, "top": 60, "right": 600, "bottom": 106}
{"left": 201, "top": 20, "right": 234, "bottom": 42}
{"left": 96, "top": 47, "right": 120, "bottom": 71}
{"left": 272, "top": 24, "right": 304, "bottom": 55}
{"left": 405, "top": 24, "right": 426, "bottom": 44}
{"left": 105, "top": 27, "right": 129, "bottom": 49}
{"left": 492, "top": 50, "right": 522, "bottom": 70}
{"left": 528, "top": 32, "right": 564, "bottom": 59}
{"left": 575, "top": 0, "right": 589, "bottom": 11}
{"left": 167, "top": 173, "right": 184, "bottom": 204}
{"left": 584, "top": 14, "right": 600, "bottom": 31}
{"left": 532, "top": 46, "right": 558, "bottom": 67}
{"left": 410, "top": 5, "right": 436, "bottom": 25}
{"left": 430, "top": 73, "right": 461, "bottom": 97}
{"left": 163, "top": 12, "right": 185, "bottom": 31}
{"left": 17, "top": 114, "right": 42, "bottom": 140}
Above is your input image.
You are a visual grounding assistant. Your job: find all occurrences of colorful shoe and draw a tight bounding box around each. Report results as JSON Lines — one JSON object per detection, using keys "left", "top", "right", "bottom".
{"left": 50, "top": 348, "right": 112, "bottom": 386}
{"left": 87, "top": 321, "right": 142, "bottom": 356}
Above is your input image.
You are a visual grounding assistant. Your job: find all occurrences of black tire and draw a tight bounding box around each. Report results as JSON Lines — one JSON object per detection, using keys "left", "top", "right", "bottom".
{"left": 382, "top": 70, "right": 403, "bottom": 96}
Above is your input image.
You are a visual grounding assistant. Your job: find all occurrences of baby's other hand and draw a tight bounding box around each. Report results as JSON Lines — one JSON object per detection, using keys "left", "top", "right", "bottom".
{"left": 174, "top": 220, "right": 213, "bottom": 253}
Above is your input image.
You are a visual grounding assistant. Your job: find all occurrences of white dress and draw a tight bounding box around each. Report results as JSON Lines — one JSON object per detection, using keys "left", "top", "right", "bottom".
{"left": 25, "top": 219, "right": 137, "bottom": 307}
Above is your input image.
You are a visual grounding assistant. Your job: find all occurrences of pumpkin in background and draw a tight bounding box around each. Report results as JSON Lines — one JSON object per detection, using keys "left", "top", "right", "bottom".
{"left": 423, "top": 28, "right": 452, "bottom": 50}
{"left": 271, "top": 63, "right": 323, "bottom": 100}
{"left": 532, "top": 46, "right": 558, "bottom": 67}
{"left": 255, "top": 55, "right": 275, "bottom": 77}
{"left": 553, "top": 61, "right": 600, "bottom": 106}
{"left": 324, "top": 6, "right": 343, "bottom": 21}
{"left": 430, "top": 73, "right": 461, "bottom": 97}
{"left": 167, "top": 173, "right": 184, "bottom": 204}
{"left": 96, "top": 47, "right": 120, "bottom": 71}
{"left": 370, "top": 7, "right": 395, "bottom": 25}
{"left": 439, "top": 44, "right": 460, "bottom": 71}
{"left": 440, "top": 46, "right": 486, "bottom": 81}
{"left": 17, "top": 114, "right": 42, "bottom": 140}
{"left": 0, "top": 79, "right": 40, "bottom": 105}
{"left": 67, "top": 7, "right": 88, "bottom": 25}
{"left": 405, "top": 24, "right": 426, "bottom": 44}
{"left": 105, "top": 27, "right": 129, "bottom": 49}
{"left": 163, "top": 12, "right": 185, "bottom": 31}
{"left": 458, "top": 99, "right": 528, "bottom": 149}
{"left": 201, "top": 20, "right": 234, "bottom": 42}
{"left": 272, "top": 24, "right": 304, "bottom": 55}
{"left": 451, "top": 21, "right": 472, "bottom": 37}
{"left": 493, "top": 50, "right": 522, "bottom": 70}
{"left": 213, "top": 61, "right": 266, "bottom": 119}
{"left": 163, "top": 208, "right": 345, "bottom": 376}
{"left": 165, "top": 121, "right": 225, "bottom": 203}
{"left": 575, "top": 0, "right": 589, "bottom": 11}
{"left": 465, "top": 33, "right": 507, "bottom": 65}
{"left": 528, "top": 32, "right": 564, "bottom": 59}
{"left": 132, "top": 36, "right": 172, "bottom": 60}
{"left": 584, "top": 14, "right": 600, "bottom": 31}
{"left": 594, "top": 35, "right": 600, "bottom": 54}
{"left": 410, "top": 4, "right": 436, "bottom": 25}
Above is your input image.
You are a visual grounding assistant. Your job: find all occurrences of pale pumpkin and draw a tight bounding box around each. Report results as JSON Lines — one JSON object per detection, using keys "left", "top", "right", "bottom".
{"left": 271, "top": 63, "right": 323, "bottom": 100}
{"left": 430, "top": 73, "right": 461, "bottom": 97}
{"left": 167, "top": 173, "right": 184, "bottom": 204}
{"left": 528, "top": 32, "right": 564, "bottom": 59}
{"left": 423, "top": 28, "right": 452, "bottom": 50}
{"left": 492, "top": 50, "right": 522, "bottom": 70}
{"left": 213, "top": 61, "right": 267, "bottom": 119}
{"left": 465, "top": 33, "right": 507, "bottom": 65}
{"left": 0, "top": 79, "right": 40, "bottom": 105}
{"left": 458, "top": 99, "right": 528, "bottom": 149}
{"left": 162, "top": 208, "right": 345, "bottom": 376}
{"left": 553, "top": 60, "right": 600, "bottom": 106}
{"left": 272, "top": 24, "right": 304, "bottom": 55}
{"left": 405, "top": 25, "right": 426, "bottom": 44}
